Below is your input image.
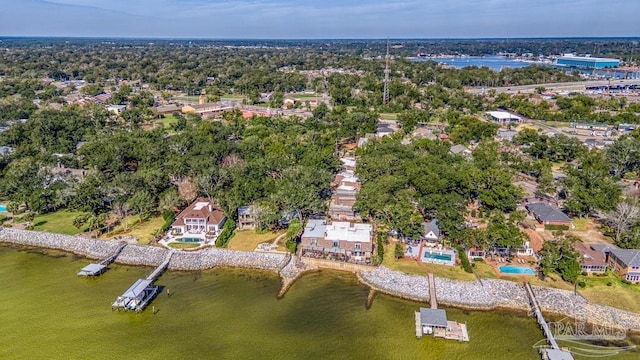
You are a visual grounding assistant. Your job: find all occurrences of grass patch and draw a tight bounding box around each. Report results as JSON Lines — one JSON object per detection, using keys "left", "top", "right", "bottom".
{"left": 227, "top": 230, "right": 284, "bottom": 251}
{"left": 473, "top": 262, "right": 498, "bottom": 279}
{"left": 580, "top": 272, "right": 640, "bottom": 313}
{"left": 105, "top": 215, "right": 165, "bottom": 244}
{"left": 572, "top": 218, "right": 588, "bottom": 231}
{"left": 156, "top": 115, "right": 180, "bottom": 129}
{"left": 33, "top": 210, "right": 88, "bottom": 235}
{"left": 167, "top": 242, "right": 200, "bottom": 249}
{"left": 382, "top": 244, "right": 475, "bottom": 281}
{"left": 379, "top": 113, "right": 398, "bottom": 120}
{"left": 221, "top": 94, "right": 246, "bottom": 99}
{"left": 291, "top": 93, "right": 320, "bottom": 99}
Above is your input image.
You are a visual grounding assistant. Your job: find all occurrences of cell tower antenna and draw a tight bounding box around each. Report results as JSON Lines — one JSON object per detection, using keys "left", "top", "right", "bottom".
{"left": 383, "top": 39, "right": 391, "bottom": 105}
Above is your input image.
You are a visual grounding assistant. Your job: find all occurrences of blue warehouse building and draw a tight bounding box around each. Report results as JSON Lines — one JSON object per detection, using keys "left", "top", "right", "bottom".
{"left": 556, "top": 56, "right": 620, "bottom": 69}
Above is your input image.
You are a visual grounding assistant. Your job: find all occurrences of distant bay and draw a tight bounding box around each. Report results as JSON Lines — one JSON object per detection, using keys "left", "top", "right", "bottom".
{"left": 413, "top": 56, "right": 542, "bottom": 71}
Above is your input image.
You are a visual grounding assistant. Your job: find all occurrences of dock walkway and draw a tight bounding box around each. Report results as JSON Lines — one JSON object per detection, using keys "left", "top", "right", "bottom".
{"left": 524, "top": 283, "right": 574, "bottom": 360}
{"left": 146, "top": 250, "right": 174, "bottom": 281}
{"left": 428, "top": 273, "right": 437, "bottom": 309}
{"left": 78, "top": 241, "right": 127, "bottom": 276}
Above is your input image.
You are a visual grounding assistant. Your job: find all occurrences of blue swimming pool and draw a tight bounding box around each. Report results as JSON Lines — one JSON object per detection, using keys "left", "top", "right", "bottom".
{"left": 500, "top": 265, "right": 536, "bottom": 275}
{"left": 0, "top": 204, "right": 7, "bottom": 213}
{"left": 423, "top": 252, "right": 453, "bottom": 261}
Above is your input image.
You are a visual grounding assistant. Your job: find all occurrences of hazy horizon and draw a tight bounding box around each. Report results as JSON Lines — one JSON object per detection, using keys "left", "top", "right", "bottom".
{"left": 1, "top": 1, "right": 639, "bottom": 39}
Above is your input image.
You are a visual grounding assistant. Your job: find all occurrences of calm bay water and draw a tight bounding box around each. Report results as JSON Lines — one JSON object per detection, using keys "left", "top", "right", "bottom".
{"left": 414, "top": 56, "right": 537, "bottom": 70}
{"left": 0, "top": 245, "right": 636, "bottom": 359}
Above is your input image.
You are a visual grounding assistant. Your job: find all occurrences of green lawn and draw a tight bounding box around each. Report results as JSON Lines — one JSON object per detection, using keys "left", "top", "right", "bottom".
{"left": 227, "top": 230, "right": 284, "bottom": 251}
{"left": 33, "top": 210, "right": 88, "bottom": 235}
{"left": 580, "top": 272, "right": 640, "bottom": 313}
{"left": 379, "top": 113, "right": 398, "bottom": 120}
{"left": 572, "top": 218, "right": 588, "bottom": 231}
{"left": 383, "top": 244, "right": 476, "bottom": 281}
{"left": 104, "top": 215, "right": 165, "bottom": 244}
{"left": 291, "top": 93, "right": 320, "bottom": 99}
{"left": 156, "top": 115, "right": 180, "bottom": 129}
{"left": 167, "top": 242, "right": 200, "bottom": 249}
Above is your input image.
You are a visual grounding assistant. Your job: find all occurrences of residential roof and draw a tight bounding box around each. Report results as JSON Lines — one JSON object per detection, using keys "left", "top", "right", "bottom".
{"left": 172, "top": 198, "right": 225, "bottom": 227}
{"left": 419, "top": 308, "right": 448, "bottom": 328}
{"left": 325, "top": 222, "right": 372, "bottom": 243}
{"left": 526, "top": 202, "right": 572, "bottom": 223}
{"left": 487, "top": 111, "right": 522, "bottom": 121}
{"left": 238, "top": 205, "right": 254, "bottom": 216}
{"left": 423, "top": 219, "right": 440, "bottom": 238}
{"left": 590, "top": 244, "right": 618, "bottom": 253}
{"left": 449, "top": 144, "right": 470, "bottom": 155}
{"left": 122, "top": 279, "right": 153, "bottom": 299}
{"left": 302, "top": 219, "right": 327, "bottom": 239}
{"left": 575, "top": 242, "right": 607, "bottom": 267}
{"left": 610, "top": 248, "right": 640, "bottom": 267}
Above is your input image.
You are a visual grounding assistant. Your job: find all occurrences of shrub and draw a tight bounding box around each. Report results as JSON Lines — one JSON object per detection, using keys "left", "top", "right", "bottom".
{"left": 577, "top": 281, "right": 586, "bottom": 288}
{"left": 455, "top": 245, "right": 473, "bottom": 273}
{"left": 607, "top": 281, "right": 613, "bottom": 286}
{"left": 544, "top": 224, "right": 569, "bottom": 231}
{"left": 215, "top": 219, "right": 236, "bottom": 248}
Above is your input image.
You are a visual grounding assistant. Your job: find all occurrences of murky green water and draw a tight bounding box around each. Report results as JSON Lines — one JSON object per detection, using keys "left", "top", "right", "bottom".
{"left": 1, "top": 245, "right": 637, "bottom": 360}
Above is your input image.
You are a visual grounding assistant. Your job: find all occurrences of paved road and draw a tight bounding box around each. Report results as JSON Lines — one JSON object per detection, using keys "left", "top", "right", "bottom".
{"left": 467, "top": 79, "right": 640, "bottom": 95}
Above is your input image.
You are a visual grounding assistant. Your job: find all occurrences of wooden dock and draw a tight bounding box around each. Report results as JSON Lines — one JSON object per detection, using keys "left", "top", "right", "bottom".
{"left": 112, "top": 251, "right": 174, "bottom": 312}
{"left": 415, "top": 311, "right": 423, "bottom": 338}
{"left": 428, "top": 273, "right": 437, "bottom": 309}
{"left": 524, "top": 283, "right": 574, "bottom": 360}
{"left": 78, "top": 241, "right": 127, "bottom": 276}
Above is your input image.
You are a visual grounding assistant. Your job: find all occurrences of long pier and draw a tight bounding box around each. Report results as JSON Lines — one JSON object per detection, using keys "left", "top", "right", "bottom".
{"left": 146, "top": 251, "right": 174, "bottom": 281}
{"left": 524, "top": 283, "right": 574, "bottom": 360}
{"left": 428, "top": 273, "right": 437, "bottom": 309}
{"left": 78, "top": 241, "right": 127, "bottom": 276}
{"left": 112, "top": 251, "right": 174, "bottom": 312}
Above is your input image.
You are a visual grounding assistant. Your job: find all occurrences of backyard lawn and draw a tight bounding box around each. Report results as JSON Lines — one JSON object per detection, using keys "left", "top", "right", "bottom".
{"left": 156, "top": 115, "right": 179, "bottom": 129}
{"left": 379, "top": 113, "right": 398, "bottom": 120}
{"left": 33, "top": 210, "right": 88, "bottom": 235}
{"left": 227, "top": 230, "right": 284, "bottom": 251}
{"left": 580, "top": 272, "right": 640, "bottom": 313}
{"left": 104, "top": 215, "right": 165, "bottom": 244}
{"left": 383, "top": 244, "right": 476, "bottom": 281}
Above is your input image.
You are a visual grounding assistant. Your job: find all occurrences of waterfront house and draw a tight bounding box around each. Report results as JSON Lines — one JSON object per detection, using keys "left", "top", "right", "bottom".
{"left": 525, "top": 202, "right": 573, "bottom": 229}
{"left": 237, "top": 205, "right": 256, "bottom": 230}
{"left": 171, "top": 198, "right": 226, "bottom": 236}
{"left": 300, "top": 219, "right": 374, "bottom": 263}
{"left": 607, "top": 248, "right": 640, "bottom": 283}
{"left": 575, "top": 242, "right": 607, "bottom": 274}
{"left": 421, "top": 219, "right": 441, "bottom": 245}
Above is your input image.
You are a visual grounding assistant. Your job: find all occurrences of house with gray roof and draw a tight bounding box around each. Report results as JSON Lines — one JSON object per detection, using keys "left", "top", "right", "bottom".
{"left": 525, "top": 202, "right": 573, "bottom": 228}
{"left": 421, "top": 219, "right": 441, "bottom": 243}
{"left": 608, "top": 248, "right": 640, "bottom": 283}
{"left": 449, "top": 144, "right": 472, "bottom": 157}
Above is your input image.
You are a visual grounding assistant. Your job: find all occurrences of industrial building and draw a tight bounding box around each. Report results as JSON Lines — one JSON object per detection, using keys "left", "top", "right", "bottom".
{"left": 556, "top": 56, "right": 620, "bottom": 69}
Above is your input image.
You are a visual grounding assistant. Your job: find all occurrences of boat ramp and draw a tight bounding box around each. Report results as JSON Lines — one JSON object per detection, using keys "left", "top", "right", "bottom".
{"left": 77, "top": 241, "right": 127, "bottom": 276}
{"left": 112, "top": 250, "right": 174, "bottom": 312}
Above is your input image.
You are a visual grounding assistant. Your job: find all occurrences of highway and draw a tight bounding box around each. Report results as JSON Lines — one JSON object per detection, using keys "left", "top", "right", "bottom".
{"left": 466, "top": 78, "right": 640, "bottom": 95}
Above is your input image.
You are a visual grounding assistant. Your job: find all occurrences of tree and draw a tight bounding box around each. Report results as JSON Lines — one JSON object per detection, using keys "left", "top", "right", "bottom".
{"left": 127, "top": 190, "right": 154, "bottom": 221}
{"left": 604, "top": 201, "right": 640, "bottom": 243}
{"left": 285, "top": 218, "right": 303, "bottom": 253}
{"left": 539, "top": 236, "right": 581, "bottom": 283}
{"left": 113, "top": 202, "right": 131, "bottom": 232}
{"left": 394, "top": 243, "right": 404, "bottom": 259}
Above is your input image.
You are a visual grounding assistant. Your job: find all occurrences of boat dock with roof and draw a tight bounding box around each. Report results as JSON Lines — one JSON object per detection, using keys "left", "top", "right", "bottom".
{"left": 112, "top": 250, "right": 174, "bottom": 312}
{"left": 415, "top": 273, "right": 469, "bottom": 342}
{"left": 78, "top": 241, "right": 127, "bottom": 276}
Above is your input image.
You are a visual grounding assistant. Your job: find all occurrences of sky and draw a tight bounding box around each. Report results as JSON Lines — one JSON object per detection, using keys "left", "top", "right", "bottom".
{"left": 0, "top": 0, "right": 639, "bottom": 39}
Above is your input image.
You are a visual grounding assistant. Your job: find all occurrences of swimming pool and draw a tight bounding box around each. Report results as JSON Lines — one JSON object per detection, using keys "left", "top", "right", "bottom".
{"left": 423, "top": 252, "right": 453, "bottom": 261}
{"left": 176, "top": 237, "right": 201, "bottom": 243}
{"left": 0, "top": 204, "right": 7, "bottom": 213}
{"left": 499, "top": 265, "right": 536, "bottom": 275}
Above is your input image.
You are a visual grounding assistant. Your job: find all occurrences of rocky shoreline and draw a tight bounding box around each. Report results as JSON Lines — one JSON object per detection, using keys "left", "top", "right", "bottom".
{"left": 359, "top": 266, "right": 640, "bottom": 331}
{"left": 0, "top": 228, "right": 289, "bottom": 273}
{"left": 2, "top": 227, "right": 639, "bottom": 331}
